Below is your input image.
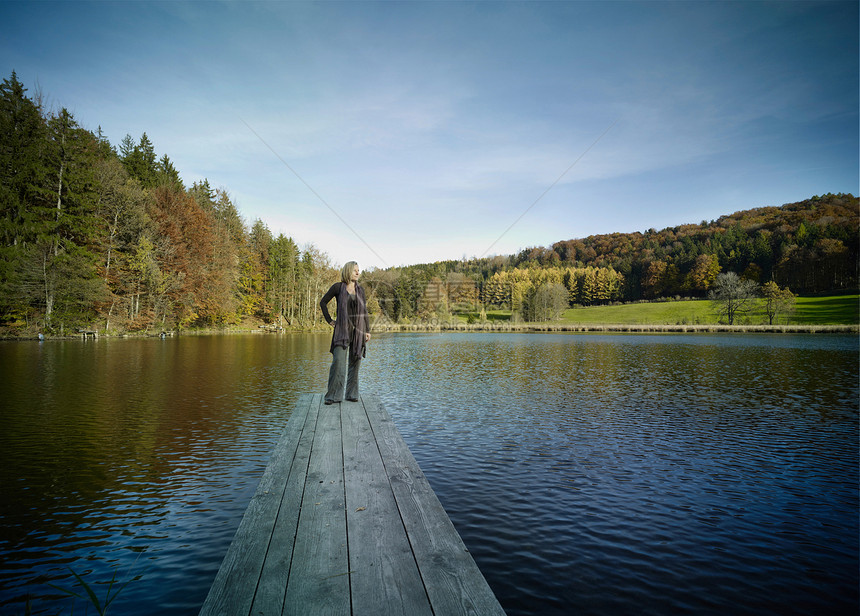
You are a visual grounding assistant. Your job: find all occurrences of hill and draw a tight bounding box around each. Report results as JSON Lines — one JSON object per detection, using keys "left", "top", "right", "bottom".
{"left": 382, "top": 194, "right": 858, "bottom": 301}
{"left": 362, "top": 194, "right": 857, "bottom": 323}
{"left": 518, "top": 193, "right": 858, "bottom": 298}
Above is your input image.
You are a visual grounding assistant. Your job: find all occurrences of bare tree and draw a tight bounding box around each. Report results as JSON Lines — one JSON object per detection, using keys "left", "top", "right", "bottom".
{"left": 709, "top": 272, "right": 759, "bottom": 325}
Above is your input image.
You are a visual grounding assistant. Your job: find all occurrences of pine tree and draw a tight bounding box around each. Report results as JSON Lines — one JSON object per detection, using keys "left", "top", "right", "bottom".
{"left": 156, "top": 154, "right": 183, "bottom": 190}
{"left": 120, "top": 133, "right": 158, "bottom": 187}
{"left": 0, "top": 71, "right": 46, "bottom": 248}
{"left": 35, "top": 108, "right": 104, "bottom": 328}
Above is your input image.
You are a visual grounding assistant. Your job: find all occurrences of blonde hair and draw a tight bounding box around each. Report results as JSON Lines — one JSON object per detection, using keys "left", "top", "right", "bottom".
{"left": 341, "top": 261, "right": 358, "bottom": 284}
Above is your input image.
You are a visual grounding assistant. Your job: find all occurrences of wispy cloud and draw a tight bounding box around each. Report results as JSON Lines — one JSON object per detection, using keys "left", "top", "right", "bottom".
{"left": 1, "top": 0, "right": 855, "bottom": 269}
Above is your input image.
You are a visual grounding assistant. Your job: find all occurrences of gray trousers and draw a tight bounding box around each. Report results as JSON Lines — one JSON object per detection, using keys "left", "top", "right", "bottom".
{"left": 325, "top": 344, "right": 361, "bottom": 402}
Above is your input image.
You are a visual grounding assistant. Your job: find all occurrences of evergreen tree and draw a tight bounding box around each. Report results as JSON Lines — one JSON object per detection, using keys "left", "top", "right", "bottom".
{"left": 0, "top": 71, "right": 46, "bottom": 248}
{"left": 0, "top": 72, "right": 47, "bottom": 322}
{"left": 189, "top": 179, "right": 216, "bottom": 212}
{"left": 120, "top": 133, "right": 158, "bottom": 187}
{"left": 36, "top": 108, "right": 104, "bottom": 328}
{"left": 156, "top": 154, "right": 183, "bottom": 190}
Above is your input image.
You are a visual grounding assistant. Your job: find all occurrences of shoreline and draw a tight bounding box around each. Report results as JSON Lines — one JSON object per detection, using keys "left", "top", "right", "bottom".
{"left": 4, "top": 322, "right": 857, "bottom": 340}
{"left": 371, "top": 322, "right": 859, "bottom": 334}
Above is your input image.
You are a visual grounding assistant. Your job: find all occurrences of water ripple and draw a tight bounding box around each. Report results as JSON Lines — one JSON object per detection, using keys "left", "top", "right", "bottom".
{"left": 0, "top": 333, "right": 857, "bottom": 615}
{"left": 371, "top": 333, "right": 858, "bottom": 615}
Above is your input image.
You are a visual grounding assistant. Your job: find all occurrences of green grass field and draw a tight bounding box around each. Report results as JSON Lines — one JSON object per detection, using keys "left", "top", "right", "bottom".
{"left": 790, "top": 295, "right": 860, "bottom": 324}
{"left": 475, "top": 294, "right": 859, "bottom": 326}
{"left": 560, "top": 295, "right": 859, "bottom": 326}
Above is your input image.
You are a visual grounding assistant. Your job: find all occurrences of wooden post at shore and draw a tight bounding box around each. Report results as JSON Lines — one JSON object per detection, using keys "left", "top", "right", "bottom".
{"left": 199, "top": 394, "right": 506, "bottom": 616}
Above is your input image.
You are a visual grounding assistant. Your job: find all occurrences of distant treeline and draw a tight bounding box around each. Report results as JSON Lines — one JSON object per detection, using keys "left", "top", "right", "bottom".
{"left": 525, "top": 193, "right": 858, "bottom": 298}
{"left": 1, "top": 72, "right": 857, "bottom": 334}
{"left": 364, "top": 192, "right": 858, "bottom": 322}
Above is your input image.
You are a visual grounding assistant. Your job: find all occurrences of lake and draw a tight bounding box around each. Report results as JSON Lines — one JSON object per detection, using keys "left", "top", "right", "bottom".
{"left": 0, "top": 332, "right": 857, "bottom": 615}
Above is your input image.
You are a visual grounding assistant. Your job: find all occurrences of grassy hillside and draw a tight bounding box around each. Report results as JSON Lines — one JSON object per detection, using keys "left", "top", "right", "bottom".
{"left": 790, "top": 295, "right": 860, "bottom": 325}
{"left": 556, "top": 295, "right": 858, "bottom": 326}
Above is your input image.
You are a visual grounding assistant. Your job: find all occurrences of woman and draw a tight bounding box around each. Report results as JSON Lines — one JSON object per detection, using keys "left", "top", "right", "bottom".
{"left": 319, "top": 261, "right": 371, "bottom": 404}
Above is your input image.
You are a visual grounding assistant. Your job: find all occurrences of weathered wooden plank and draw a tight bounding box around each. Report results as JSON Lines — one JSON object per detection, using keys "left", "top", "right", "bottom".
{"left": 248, "top": 394, "right": 320, "bottom": 614}
{"left": 201, "top": 395, "right": 505, "bottom": 616}
{"left": 363, "top": 395, "right": 507, "bottom": 616}
{"left": 199, "top": 394, "right": 315, "bottom": 616}
{"left": 282, "top": 397, "right": 350, "bottom": 615}
{"left": 342, "top": 399, "right": 434, "bottom": 616}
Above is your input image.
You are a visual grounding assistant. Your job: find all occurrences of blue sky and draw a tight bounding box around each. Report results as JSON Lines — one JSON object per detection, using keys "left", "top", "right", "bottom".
{"left": 2, "top": 1, "right": 857, "bottom": 269}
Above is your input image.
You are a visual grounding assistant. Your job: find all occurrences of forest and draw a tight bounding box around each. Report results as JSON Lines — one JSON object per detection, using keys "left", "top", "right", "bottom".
{"left": 1, "top": 72, "right": 857, "bottom": 335}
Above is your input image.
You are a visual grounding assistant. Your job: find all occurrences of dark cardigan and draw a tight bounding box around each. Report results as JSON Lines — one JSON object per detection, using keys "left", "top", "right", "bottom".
{"left": 319, "top": 282, "right": 369, "bottom": 359}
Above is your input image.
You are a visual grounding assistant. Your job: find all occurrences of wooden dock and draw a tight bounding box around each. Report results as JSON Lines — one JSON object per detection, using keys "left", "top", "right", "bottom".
{"left": 199, "top": 394, "right": 506, "bottom": 616}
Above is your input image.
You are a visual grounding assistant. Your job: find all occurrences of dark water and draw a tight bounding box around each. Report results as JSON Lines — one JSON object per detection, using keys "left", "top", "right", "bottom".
{"left": 0, "top": 333, "right": 857, "bottom": 615}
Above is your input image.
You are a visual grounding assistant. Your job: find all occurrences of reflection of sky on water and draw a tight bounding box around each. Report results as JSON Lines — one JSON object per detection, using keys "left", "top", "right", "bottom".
{"left": 0, "top": 332, "right": 856, "bottom": 615}
{"left": 367, "top": 333, "right": 859, "bottom": 616}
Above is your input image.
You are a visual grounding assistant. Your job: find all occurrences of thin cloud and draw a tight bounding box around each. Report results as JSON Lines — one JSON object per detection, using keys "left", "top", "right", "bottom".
{"left": 1, "top": 0, "right": 855, "bottom": 270}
